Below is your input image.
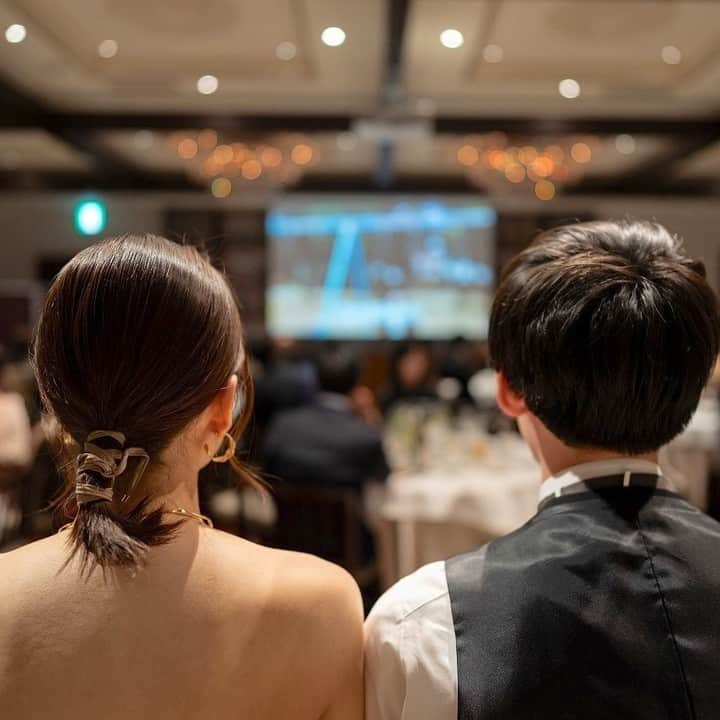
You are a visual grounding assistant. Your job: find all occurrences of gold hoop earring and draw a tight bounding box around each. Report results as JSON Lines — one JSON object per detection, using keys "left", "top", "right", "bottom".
{"left": 210, "top": 432, "right": 236, "bottom": 464}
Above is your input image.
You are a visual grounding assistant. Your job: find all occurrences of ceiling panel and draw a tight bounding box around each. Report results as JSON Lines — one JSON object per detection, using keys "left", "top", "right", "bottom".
{"left": 0, "top": 130, "right": 90, "bottom": 170}
{"left": 677, "top": 141, "right": 720, "bottom": 179}
{"left": 0, "top": 0, "right": 384, "bottom": 113}
{"left": 405, "top": 0, "right": 720, "bottom": 117}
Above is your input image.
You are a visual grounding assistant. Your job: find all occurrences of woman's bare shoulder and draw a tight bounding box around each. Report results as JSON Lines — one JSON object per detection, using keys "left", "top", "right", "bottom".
{"left": 207, "top": 529, "right": 362, "bottom": 615}
{"left": 0, "top": 534, "right": 68, "bottom": 571}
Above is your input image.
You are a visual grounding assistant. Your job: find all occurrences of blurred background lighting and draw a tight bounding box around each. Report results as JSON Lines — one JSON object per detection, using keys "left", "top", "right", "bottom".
{"left": 291, "top": 143, "right": 313, "bottom": 166}
{"left": 535, "top": 180, "right": 556, "bottom": 201}
{"left": 260, "top": 146, "right": 283, "bottom": 168}
{"left": 440, "top": 28, "right": 464, "bottom": 49}
{"left": 661, "top": 45, "right": 683, "bottom": 65}
{"left": 214, "top": 144, "right": 234, "bottom": 164}
{"left": 177, "top": 138, "right": 198, "bottom": 159}
{"left": 98, "top": 39, "right": 118, "bottom": 58}
{"left": 321, "top": 27, "right": 346, "bottom": 47}
{"left": 482, "top": 44, "right": 503, "bottom": 63}
{"left": 133, "top": 130, "right": 154, "bottom": 150}
{"left": 505, "top": 163, "right": 526, "bottom": 183}
{"left": 197, "top": 75, "right": 219, "bottom": 95}
{"left": 276, "top": 41, "right": 297, "bottom": 61}
{"left": 558, "top": 78, "right": 581, "bottom": 99}
{"left": 241, "top": 159, "right": 263, "bottom": 180}
{"left": 197, "top": 129, "right": 218, "bottom": 151}
{"left": 457, "top": 145, "right": 480, "bottom": 166}
{"left": 74, "top": 200, "right": 107, "bottom": 236}
{"left": 5, "top": 23, "right": 26, "bottom": 44}
{"left": 570, "top": 142, "right": 592, "bottom": 164}
{"left": 615, "top": 133, "right": 637, "bottom": 155}
{"left": 211, "top": 177, "right": 232, "bottom": 198}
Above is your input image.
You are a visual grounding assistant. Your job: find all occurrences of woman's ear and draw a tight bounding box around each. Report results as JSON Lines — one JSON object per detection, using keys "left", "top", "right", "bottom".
{"left": 495, "top": 372, "right": 528, "bottom": 418}
{"left": 208, "top": 374, "right": 238, "bottom": 435}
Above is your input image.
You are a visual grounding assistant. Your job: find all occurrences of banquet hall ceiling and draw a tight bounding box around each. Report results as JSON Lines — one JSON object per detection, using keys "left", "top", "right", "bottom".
{"left": 0, "top": 0, "right": 719, "bottom": 196}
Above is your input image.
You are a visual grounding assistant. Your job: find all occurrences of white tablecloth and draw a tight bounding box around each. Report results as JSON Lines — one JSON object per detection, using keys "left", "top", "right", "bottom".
{"left": 376, "top": 433, "right": 539, "bottom": 585}
{"left": 376, "top": 400, "right": 719, "bottom": 587}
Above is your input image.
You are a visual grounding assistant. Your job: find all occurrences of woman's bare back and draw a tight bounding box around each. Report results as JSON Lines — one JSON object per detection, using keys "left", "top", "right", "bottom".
{"left": 0, "top": 526, "right": 364, "bottom": 720}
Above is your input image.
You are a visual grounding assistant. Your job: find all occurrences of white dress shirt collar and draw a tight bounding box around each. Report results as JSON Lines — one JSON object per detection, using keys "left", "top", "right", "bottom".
{"left": 538, "top": 458, "right": 664, "bottom": 504}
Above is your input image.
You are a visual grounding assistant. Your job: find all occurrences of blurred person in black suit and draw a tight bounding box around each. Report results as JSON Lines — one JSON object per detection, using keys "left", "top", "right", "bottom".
{"left": 252, "top": 337, "right": 317, "bottom": 437}
{"left": 262, "top": 347, "right": 388, "bottom": 489}
{"left": 382, "top": 343, "right": 437, "bottom": 413}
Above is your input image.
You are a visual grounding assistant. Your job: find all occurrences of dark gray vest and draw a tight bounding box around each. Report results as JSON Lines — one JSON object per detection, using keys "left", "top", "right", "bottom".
{"left": 446, "top": 485, "right": 720, "bottom": 719}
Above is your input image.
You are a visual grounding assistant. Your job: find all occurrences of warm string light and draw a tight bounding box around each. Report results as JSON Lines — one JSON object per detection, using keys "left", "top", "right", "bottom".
{"left": 172, "top": 131, "right": 314, "bottom": 196}
{"left": 458, "top": 134, "right": 602, "bottom": 199}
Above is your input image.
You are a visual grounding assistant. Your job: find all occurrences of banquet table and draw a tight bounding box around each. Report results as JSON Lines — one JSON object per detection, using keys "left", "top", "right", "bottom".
{"left": 375, "top": 398, "right": 719, "bottom": 588}
{"left": 374, "top": 431, "right": 540, "bottom": 587}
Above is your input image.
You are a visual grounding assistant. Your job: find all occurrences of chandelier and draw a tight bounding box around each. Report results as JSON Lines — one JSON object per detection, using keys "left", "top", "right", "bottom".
{"left": 171, "top": 130, "right": 315, "bottom": 197}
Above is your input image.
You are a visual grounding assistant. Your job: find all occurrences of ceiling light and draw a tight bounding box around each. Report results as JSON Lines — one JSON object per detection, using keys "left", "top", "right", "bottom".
{"left": 570, "top": 142, "right": 592, "bottom": 164}
{"left": 5, "top": 24, "right": 26, "bottom": 44}
{"left": 457, "top": 145, "right": 480, "bottom": 166}
{"left": 98, "top": 39, "right": 118, "bottom": 58}
{"left": 276, "top": 41, "right": 297, "bottom": 61}
{"left": 482, "top": 44, "right": 503, "bottom": 63}
{"left": 558, "top": 78, "right": 581, "bottom": 99}
{"left": 615, "top": 134, "right": 636, "bottom": 155}
{"left": 440, "top": 28, "right": 464, "bottom": 49}
{"left": 241, "top": 159, "right": 263, "bottom": 180}
{"left": 535, "top": 180, "right": 556, "bottom": 201}
{"left": 321, "top": 27, "right": 346, "bottom": 47}
{"left": 177, "top": 138, "right": 199, "bottom": 160}
{"left": 211, "top": 177, "right": 232, "bottom": 198}
{"left": 291, "top": 144, "right": 313, "bottom": 165}
{"left": 133, "top": 130, "right": 154, "bottom": 150}
{"left": 197, "top": 74, "right": 219, "bottom": 95}
{"left": 661, "top": 45, "right": 682, "bottom": 65}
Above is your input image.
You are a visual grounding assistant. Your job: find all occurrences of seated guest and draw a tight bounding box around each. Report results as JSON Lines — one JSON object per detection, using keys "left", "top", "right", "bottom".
{"left": 253, "top": 337, "right": 317, "bottom": 436}
{"left": 0, "top": 364, "right": 32, "bottom": 548}
{"left": 382, "top": 343, "right": 437, "bottom": 412}
{"left": 365, "top": 220, "right": 720, "bottom": 719}
{"left": 0, "top": 235, "right": 363, "bottom": 720}
{"left": 263, "top": 347, "right": 389, "bottom": 489}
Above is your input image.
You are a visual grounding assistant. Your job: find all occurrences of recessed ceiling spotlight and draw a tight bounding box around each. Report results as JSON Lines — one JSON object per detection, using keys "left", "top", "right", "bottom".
{"left": 321, "top": 27, "right": 346, "bottom": 47}
{"left": 276, "top": 41, "right": 297, "bottom": 61}
{"left": 482, "top": 44, "right": 503, "bottom": 63}
{"left": 98, "top": 39, "right": 118, "bottom": 58}
{"left": 5, "top": 24, "right": 26, "bottom": 44}
{"left": 558, "top": 78, "right": 581, "bottom": 99}
{"left": 661, "top": 45, "right": 682, "bottom": 65}
{"left": 440, "top": 28, "right": 464, "bottom": 49}
{"left": 196, "top": 74, "right": 219, "bottom": 95}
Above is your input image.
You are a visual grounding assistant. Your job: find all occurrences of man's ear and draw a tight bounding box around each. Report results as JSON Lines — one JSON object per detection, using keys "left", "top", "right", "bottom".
{"left": 495, "top": 372, "right": 528, "bottom": 418}
{"left": 207, "top": 374, "right": 238, "bottom": 435}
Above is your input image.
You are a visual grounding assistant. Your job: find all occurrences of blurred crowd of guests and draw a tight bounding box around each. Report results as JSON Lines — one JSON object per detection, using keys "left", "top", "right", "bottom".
{"left": 3, "top": 328, "right": 720, "bottom": 607}
{"left": 0, "top": 331, "right": 493, "bottom": 600}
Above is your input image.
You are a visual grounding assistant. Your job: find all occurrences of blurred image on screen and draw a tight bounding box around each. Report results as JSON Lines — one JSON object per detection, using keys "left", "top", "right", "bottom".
{"left": 266, "top": 197, "right": 496, "bottom": 339}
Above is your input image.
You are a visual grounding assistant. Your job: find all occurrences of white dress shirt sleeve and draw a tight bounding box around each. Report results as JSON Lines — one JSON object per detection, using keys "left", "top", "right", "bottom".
{"left": 365, "top": 561, "right": 458, "bottom": 720}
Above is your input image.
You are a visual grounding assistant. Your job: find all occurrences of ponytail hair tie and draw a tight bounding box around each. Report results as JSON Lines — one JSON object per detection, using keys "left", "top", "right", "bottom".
{"left": 75, "top": 430, "right": 150, "bottom": 506}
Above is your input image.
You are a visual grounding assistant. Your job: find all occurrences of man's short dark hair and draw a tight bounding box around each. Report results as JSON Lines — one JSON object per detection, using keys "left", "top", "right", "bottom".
{"left": 316, "top": 346, "right": 359, "bottom": 396}
{"left": 489, "top": 219, "right": 720, "bottom": 453}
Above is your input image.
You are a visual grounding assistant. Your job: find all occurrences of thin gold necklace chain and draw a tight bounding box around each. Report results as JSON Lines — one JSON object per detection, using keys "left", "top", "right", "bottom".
{"left": 58, "top": 507, "right": 214, "bottom": 532}
{"left": 166, "top": 507, "right": 214, "bottom": 528}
